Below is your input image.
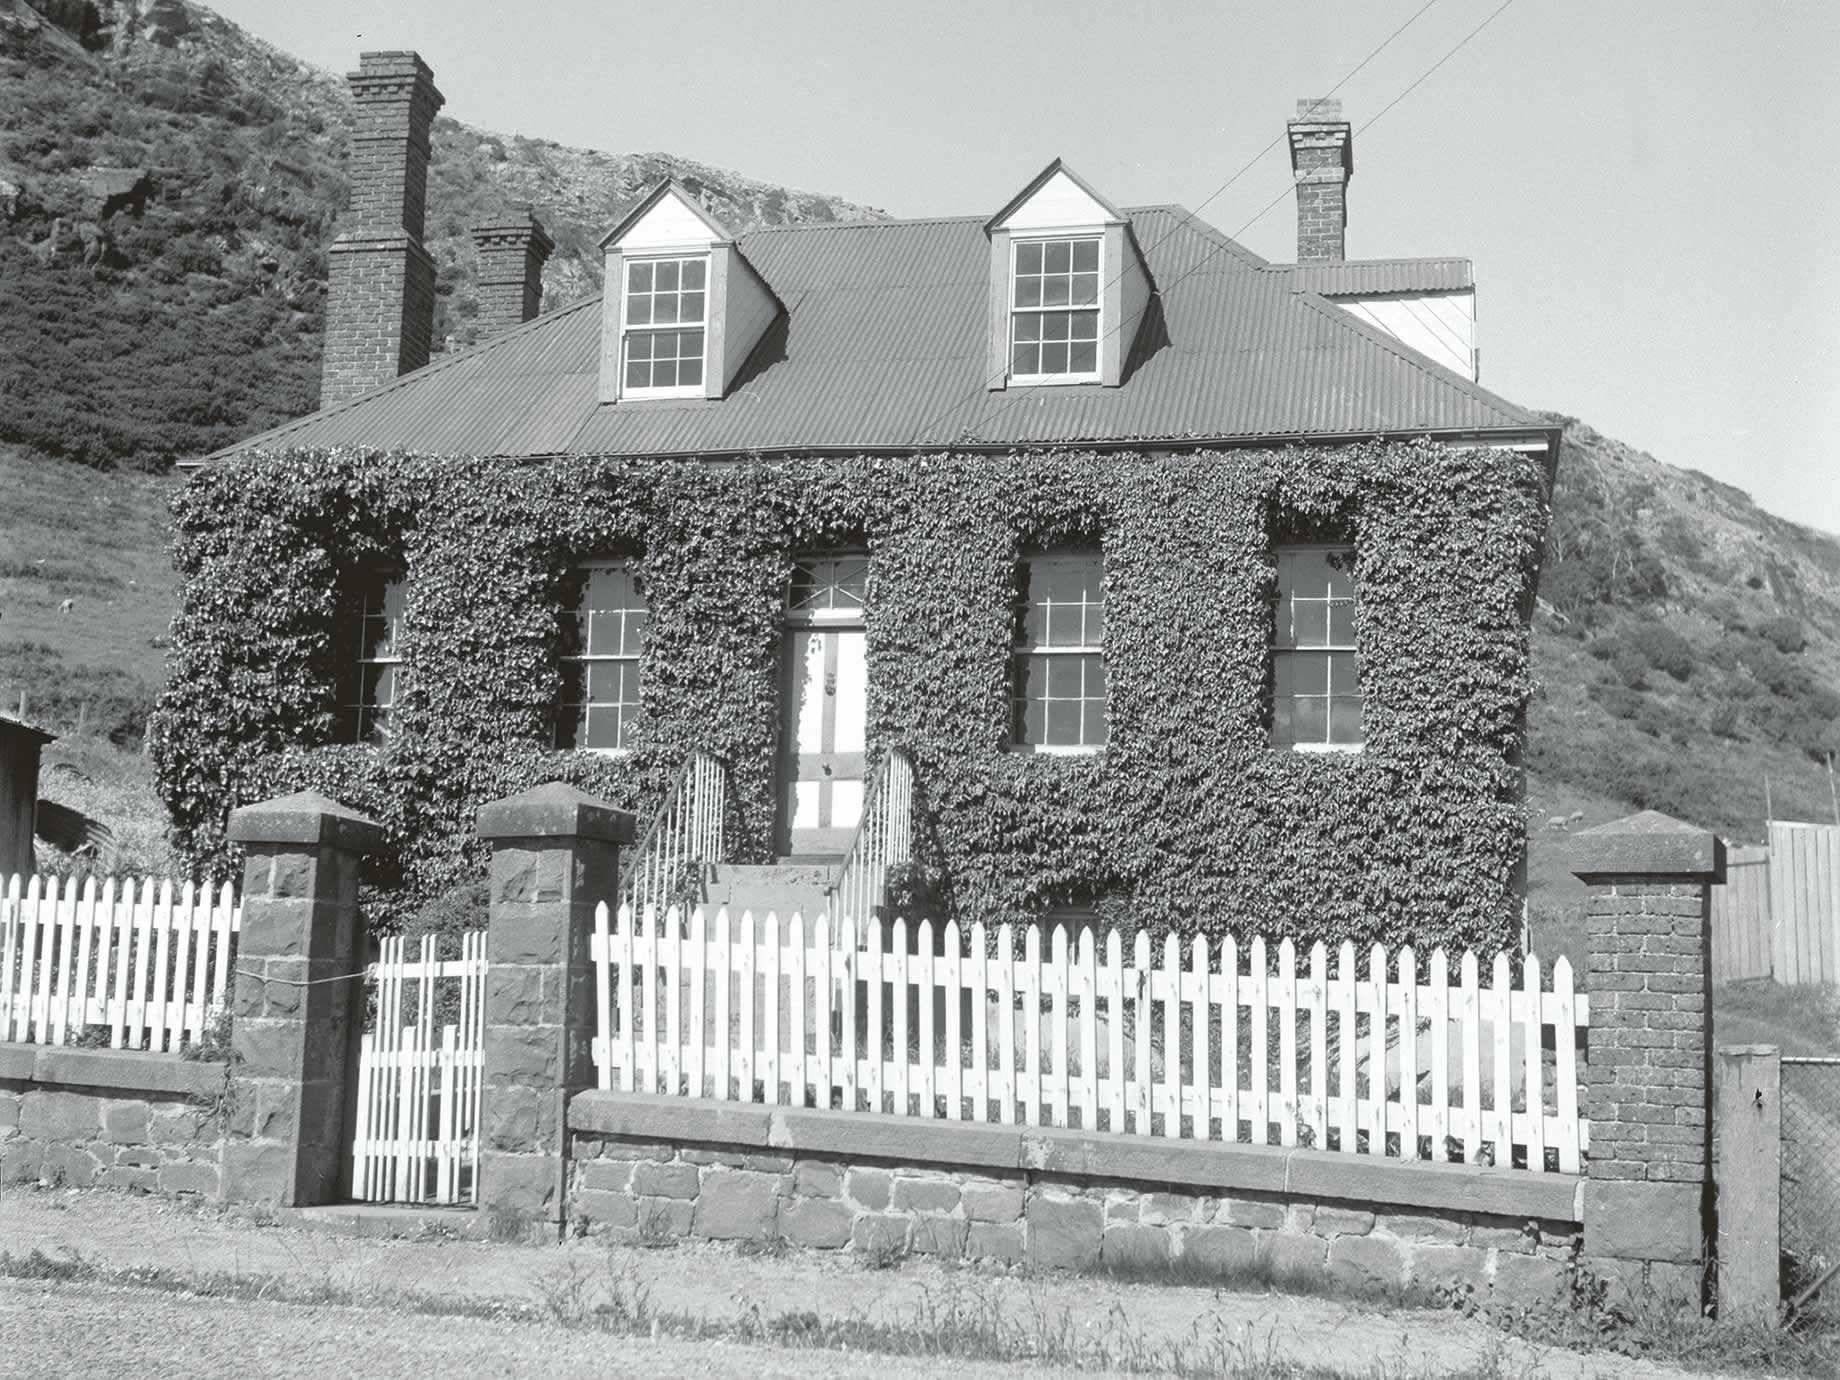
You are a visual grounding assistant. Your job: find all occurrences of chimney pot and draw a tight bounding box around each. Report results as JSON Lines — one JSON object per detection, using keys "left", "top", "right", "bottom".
{"left": 1287, "top": 96, "right": 1354, "bottom": 263}
{"left": 471, "top": 210, "right": 555, "bottom": 339}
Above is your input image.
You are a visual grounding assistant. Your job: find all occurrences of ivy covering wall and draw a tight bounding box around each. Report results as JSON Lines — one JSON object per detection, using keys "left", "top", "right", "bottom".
{"left": 152, "top": 441, "right": 1549, "bottom": 951}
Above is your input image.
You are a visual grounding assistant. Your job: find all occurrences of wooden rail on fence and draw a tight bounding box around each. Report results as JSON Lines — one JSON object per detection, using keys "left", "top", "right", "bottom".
{"left": 0, "top": 872, "right": 239, "bottom": 1052}
{"left": 590, "top": 904, "right": 1590, "bottom": 1174}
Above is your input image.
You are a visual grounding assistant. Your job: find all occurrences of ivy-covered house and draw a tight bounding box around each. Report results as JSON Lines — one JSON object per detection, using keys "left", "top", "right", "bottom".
{"left": 159, "top": 54, "right": 1555, "bottom": 951}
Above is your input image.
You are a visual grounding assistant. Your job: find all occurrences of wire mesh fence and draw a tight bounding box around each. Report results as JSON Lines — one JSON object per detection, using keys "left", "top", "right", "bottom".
{"left": 1781, "top": 1056, "right": 1840, "bottom": 1310}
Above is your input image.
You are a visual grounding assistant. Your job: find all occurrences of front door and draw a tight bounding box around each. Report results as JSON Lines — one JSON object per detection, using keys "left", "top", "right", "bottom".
{"left": 779, "top": 557, "right": 869, "bottom": 855}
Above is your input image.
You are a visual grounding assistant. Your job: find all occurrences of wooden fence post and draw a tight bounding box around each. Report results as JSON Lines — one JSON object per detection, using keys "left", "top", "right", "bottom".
{"left": 1716, "top": 1044, "right": 1781, "bottom": 1325}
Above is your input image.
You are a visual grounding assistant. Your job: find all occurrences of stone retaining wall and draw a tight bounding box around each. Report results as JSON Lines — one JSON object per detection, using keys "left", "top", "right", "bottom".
{"left": 0, "top": 1043, "right": 228, "bottom": 1197}
{"left": 568, "top": 1090, "right": 1583, "bottom": 1297}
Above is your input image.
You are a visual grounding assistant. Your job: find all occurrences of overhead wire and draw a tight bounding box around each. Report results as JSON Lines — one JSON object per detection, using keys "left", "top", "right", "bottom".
{"left": 903, "top": 0, "right": 1518, "bottom": 449}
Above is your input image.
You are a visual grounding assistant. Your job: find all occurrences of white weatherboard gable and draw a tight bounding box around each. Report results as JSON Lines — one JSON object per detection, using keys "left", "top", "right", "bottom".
{"left": 614, "top": 186, "right": 724, "bottom": 251}
{"left": 1332, "top": 292, "right": 1478, "bottom": 381}
{"left": 995, "top": 168, "right": 1118, "bottom": 232}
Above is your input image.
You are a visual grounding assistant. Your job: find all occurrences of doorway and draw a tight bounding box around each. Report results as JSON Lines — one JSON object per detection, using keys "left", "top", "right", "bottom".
{"left": 777, "top": 556, "right": 868, "bottom": 857}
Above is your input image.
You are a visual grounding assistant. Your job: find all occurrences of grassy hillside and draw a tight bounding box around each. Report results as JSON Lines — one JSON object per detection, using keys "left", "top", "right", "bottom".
{"left": 0, "top": 0, "right": 883, "bottom": 470}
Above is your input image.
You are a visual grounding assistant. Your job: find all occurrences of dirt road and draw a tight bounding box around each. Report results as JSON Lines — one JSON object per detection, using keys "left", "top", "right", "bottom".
{"left": 0, "top": 1188, "right": 1681, "bottom": 1378}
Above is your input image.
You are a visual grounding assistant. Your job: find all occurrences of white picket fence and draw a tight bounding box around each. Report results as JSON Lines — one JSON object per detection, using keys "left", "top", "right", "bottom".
{"left": 0, "top": 872, "right": 240, "bottom": 1052}
{"left": 351, "top": 931, "right": 487, "bottom": 1205}
{"left": 592, "top": 906, "right": 1591, "bottom": 1173}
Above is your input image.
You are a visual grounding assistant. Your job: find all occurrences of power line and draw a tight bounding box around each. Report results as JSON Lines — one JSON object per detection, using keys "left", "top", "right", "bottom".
{"left": 907, "top": 0, "right": 1516, "bottom": 449}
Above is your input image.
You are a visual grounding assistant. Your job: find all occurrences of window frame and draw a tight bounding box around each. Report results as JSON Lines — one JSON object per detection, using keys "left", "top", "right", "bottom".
{"left": 554, "top": 560, "right": 647, "bottom": 755}
{"left": 620, "top": 252, "right": 711, "bottom": 400}
{"left": 1009, "top": 551, "right": 1108, "bottom": 755}
{"left": 1007, "top": 231, "right": 1104, "bottom": 387}
{"left": 1270, "top": 541, "right": 1363, "bottom": 755}
{"left": 343, "top": 571, "right": 404, "bottom": 747}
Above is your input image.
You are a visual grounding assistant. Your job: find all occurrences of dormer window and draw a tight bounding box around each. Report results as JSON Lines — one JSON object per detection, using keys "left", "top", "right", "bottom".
{"left": 984, "top": 160, "right": 1151, "bottom": 392}
{"left": 1011, "top": 237, "right": 1101, "bottom": 382}
{"left": 623, "top": 256, "right": 708, "bottom": 395}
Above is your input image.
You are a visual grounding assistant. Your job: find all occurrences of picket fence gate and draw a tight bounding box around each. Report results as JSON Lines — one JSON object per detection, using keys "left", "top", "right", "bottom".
{"left": 350, "top": 931, "right": 487, "bottom": 1205}
{"left": 0, "top": 872, "right": 239, "bottom": 1052}
{"left": 591, "top": 905, "right": 1590, "bottom": 1174}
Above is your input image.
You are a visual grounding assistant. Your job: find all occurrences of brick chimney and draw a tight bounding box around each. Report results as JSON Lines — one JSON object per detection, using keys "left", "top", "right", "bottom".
{"left": 470, "top": 211, "right": 554, "bottom": 338}
{"left": 321, "top": 51, "right": 445, "bottom": 407}
{"left": 1287, "top": 97, "right": 1353, "bottom": 262}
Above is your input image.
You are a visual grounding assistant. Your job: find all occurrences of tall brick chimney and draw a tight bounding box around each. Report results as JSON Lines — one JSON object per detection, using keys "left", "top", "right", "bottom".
{"left": 1287, "top": 97, "right": 1353, "bottom": 262}
{"left": 470, "top": 211, "right": 554, "bottom": 338}
{"left": 321, "top": 51, "right": 445, "bottom": 407}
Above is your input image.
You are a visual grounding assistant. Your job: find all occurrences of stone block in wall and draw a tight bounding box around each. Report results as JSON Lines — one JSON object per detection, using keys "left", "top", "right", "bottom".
{"left": 101, "top": 1102, "right": 149, "bottom": 1145}
{"left": 967, "top": 1220, "right": 1024, "bottom": 1262}
{"left": 1327, "top": 1234, "right": 1405, "bottom": 1289}
{"left": 1223, "top": 1197, "right": 1285, "bottom": 1230}
{"left": 1312, "top": 1206, "right": 1376, "bottom": 1237}
{"left": 1408, "top": 1244, "right": 1490, "bottom": 1294}
{"left": 1, "top": 1138, "right": 45, "bottom": 1182}
{"left": 1469, "top": 1222, "right": 1537, "bottom": 1253}
{"left": 1264, "top": 1231, "right": 1327, "bottom": 1279}
{"left": 910, "top": 1215, "right": 968, "bottom": 1258}
{"left": 157, "top": 1161, "right": 220, "bottom": 1197}
{"left": 573, "top": 1190, "right": 638, "bottom": 1230}
{"left": 846, "top": 1167, "right": 891, "bottom": 1211}
{"left": 631, "top": 1160, "right": 699, "bottom": 1200}
{"left": 21, "top": 1090, "right": 101, "bottom": 1143}
{"left": 1139, "top": 1192, "right": 1201, "bottom": 1225}
{"left": 1491, "top": 1250, "right": 1568, "bottom": 1300}
{"left": 851, "top": 1213, "right": 911, "bottom": 1255}
{"left": 1182, "top": 1224, "right": 1256, "bottom": 1272}
{"left": 682, "top": 1147, "right": 749, "bottom": 1168}
{"left": 1584, "top": 1181, "right": 1701, "bottom": 1264}
{"left": 1026, "top": 1194, "right": 1101, "bottom": 1270}
{"left": 601, "top": 1139, "right": 680, "bottom": 1161}
{"left": 780, "top": 1196, "right": 853, "bottom": 1249}
{"left": 638, "top": 1195, "right": 694, "bottom": 1237}
{"left": 790, "top": 1161, "right": 841, "bottom": 1198}
{"left": 578, "top": 1158, "right": 633, "bottom": 1194}
{"left": 1102, "top": 1224, "right": 1171, "bottom": 1267}
{"left": 0, "top": 1090, "right": 18, "bottom": 1130}
{"left": 891, "top": 1177, "right": 960, "bottom": 1214}
{"left": 961, "top": 1181, "right": 1023, "bottom": 1222}
{"left": 99, "top": 1165, "right": 158, "bottom": 1193}
{"left": 693, "top": 1171, "right": 776, "bottom": 1240}
{"left": 1378, "top": 1212, "right": 1468, "bottom": 1244}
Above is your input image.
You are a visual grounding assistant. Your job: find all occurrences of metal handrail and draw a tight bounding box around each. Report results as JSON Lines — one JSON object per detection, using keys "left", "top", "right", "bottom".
{"left": 619, "top": 751, "right": 726, "bottom": 922}
{"left": 825, "top": 748, "right": 914, "bottom": 936}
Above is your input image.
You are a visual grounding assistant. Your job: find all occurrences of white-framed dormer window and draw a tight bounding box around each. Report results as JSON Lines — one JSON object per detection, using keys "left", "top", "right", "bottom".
{"left": 1272, "top": 544, "right": 1363, "bottom": 752}
{"left": 622, "top": 255, "right": 708, "bottom": 397}
{"left": 556, "top": 562, "right": 647, "bottom": 752}
{"left": 1010, "top": 236, "right": 1102, "bottom": 384}
{"left": 1011, "top": 553, "right": 1107, "bottom": 751}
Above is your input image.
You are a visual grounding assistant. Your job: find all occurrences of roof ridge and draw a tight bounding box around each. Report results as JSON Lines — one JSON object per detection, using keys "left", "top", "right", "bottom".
{"left": 1270, "top": 255, "right": 1471, "bottom": 270}
{"left": 742, "top": 214, "right": 983, "bottom": 236}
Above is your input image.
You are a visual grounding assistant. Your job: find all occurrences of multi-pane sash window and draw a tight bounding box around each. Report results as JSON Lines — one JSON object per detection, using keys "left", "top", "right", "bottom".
{"left": 556, "top": 563, "right": 647, "bottom": 752}
{"left": 1011, "top": 237, "right": 1100, "bottom": 380}
{"left": 1012, "top": 554, "right": 1107, "bottom": 749}
{"left": 1272, "top": 545, "right": 1362, "bottom": 750}
{"left": 623, "top": 256, "right": 707, "bottom": 393}
{"left": 344, "top": 574, "right": 404, "bottom": 745}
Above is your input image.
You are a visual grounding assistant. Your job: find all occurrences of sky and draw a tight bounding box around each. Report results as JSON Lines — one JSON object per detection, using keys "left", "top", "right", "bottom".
{"left": 208, "top": 0, "right": 1840, "bottom": 532}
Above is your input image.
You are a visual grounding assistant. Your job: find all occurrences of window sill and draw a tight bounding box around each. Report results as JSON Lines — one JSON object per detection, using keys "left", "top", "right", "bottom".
{"left": 557, "top": 746, "right": 635, "bottom": 758}
{"left": 620, "top": 385, "right": 707, "bottom": 402}
{"left": 1006, "top": 743, "right": 1105, "bottom": 757}
{"left": 1287, "top": 742, "right": 1364, "bottom": 756}
{"left": 1007, "top": 374, "right": 1102, "bottom": 388}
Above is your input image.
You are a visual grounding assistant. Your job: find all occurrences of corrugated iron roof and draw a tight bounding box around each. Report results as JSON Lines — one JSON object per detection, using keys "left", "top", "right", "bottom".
{"left": 1277, "top": 257, "right": 1474, "bottom": 296}
{"left": 198, "top": 209, "right": 1540, "bottom": 466}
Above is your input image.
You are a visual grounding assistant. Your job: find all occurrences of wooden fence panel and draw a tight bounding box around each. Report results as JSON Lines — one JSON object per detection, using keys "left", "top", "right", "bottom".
{"left": 589, "top": 903, "right": 1592, "bottom": 1174}
{"left": 1767, "top": 823, "right": 1840, "bottom": 987}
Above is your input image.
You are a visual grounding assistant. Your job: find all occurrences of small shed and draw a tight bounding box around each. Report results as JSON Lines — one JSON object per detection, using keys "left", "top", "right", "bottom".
{"left": 0, "top": 714, "right": 56, "bottom": 880}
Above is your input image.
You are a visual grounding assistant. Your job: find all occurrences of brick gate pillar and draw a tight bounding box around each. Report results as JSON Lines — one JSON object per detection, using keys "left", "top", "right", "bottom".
{"left": 1570, "top": 809, "right": 1725, "bottom": 1309}
{"left": 224, "top": 790, "right": 385, "bottom": 1205}
{"left": 475, "top": 783, "right": 634, "bottom": 1232}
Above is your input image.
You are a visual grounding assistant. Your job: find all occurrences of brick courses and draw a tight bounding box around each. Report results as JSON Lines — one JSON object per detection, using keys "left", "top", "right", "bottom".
{"left": 472, "top": 212, "right": 554, "bottom": 340}
{"left": 1287, "top": 97, "right": 1352, "bottom": 263}
{"left": 321, "top": 51, "right": 444, "bottom": 407}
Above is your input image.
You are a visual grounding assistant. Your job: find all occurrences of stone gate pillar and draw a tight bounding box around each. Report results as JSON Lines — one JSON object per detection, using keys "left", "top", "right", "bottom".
{"left": 1570, "top": 809, "right": 1724, "bottom": 1309}
{"left": 224, "top": 790, "right": 385, "bottom": 1205}
{"left": 475, "top": 782, "right": 634, "bottom": 1232}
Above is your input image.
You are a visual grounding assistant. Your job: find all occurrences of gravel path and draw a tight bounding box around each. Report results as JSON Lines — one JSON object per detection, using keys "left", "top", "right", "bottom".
{"left": 0, "top": 1188, "right": 1684, "bottom": 1378}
